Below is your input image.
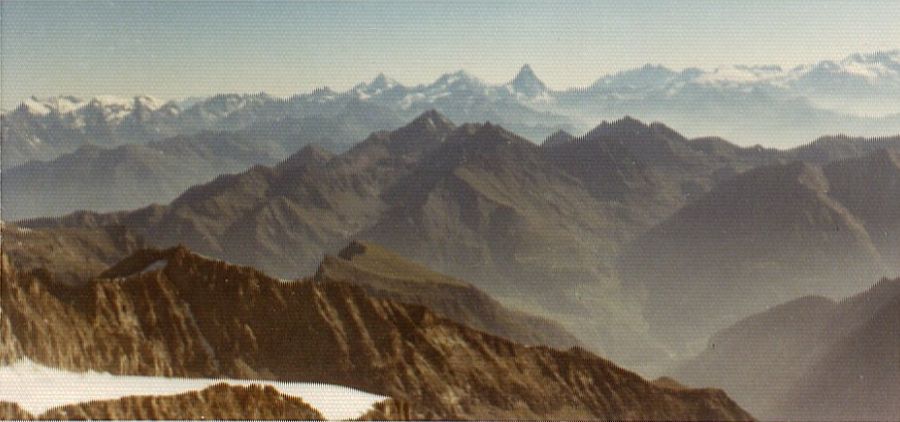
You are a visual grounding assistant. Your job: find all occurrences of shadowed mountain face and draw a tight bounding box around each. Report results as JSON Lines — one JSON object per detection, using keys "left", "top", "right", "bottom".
{"left": 675, "top": 278, "right": 900, "bottom": 421}
{"left": 618, "top": 160, "right": 889, "bottom": 352}
{"left": 0, "top": 246, "right": 753, "bottom": 420}
{"left": 823, "top": 148, "right": 900, "bottom": 272}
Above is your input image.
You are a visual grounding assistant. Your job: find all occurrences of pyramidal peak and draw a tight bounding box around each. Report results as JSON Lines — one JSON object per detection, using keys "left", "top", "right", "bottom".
{"left": 510, "top": 64, "right": 548, "bottom": 96}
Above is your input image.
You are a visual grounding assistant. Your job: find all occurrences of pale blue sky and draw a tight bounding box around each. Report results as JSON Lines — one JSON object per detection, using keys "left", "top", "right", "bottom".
{"left": 2, "top": 0, "right": 899, "bottom": 108}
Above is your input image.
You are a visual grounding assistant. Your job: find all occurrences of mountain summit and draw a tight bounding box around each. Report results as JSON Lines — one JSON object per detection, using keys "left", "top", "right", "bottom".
{"left": 509, "top": 64, "right": 549, "bottom": 97}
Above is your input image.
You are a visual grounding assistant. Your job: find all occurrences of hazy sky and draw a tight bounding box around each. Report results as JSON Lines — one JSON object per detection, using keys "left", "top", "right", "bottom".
{"left": 2, "top": 0, "right": 899, "bottom": 108}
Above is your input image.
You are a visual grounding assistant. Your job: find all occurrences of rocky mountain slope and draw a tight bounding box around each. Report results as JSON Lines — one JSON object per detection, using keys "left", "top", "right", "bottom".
{"left": 8, "top": 384, "right": 325, "bottom": 420}
{"left": 316, "top": 240, "right": 581, "bottom": 349}
{"left": 0, "top": 245, "right": 753, "bottom": 420}
{"left": 675, "top": 278, "right": 900, "bottom": 421}
{"left": 0, "top": 222, "right": 145, "bottom": 285}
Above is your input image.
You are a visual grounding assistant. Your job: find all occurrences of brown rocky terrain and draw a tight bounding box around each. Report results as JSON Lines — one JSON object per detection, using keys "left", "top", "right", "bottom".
{"left": 36, "top": 383, "right": 324, "bottom": 420}
{"left": 316, "top": 240, "right": 581, "bottom": 348}
{"left": 0, "top": 402, "right": 31, "bottom": 420}
{"left": 1, "top": 246, "right": 753, "bottom": 420}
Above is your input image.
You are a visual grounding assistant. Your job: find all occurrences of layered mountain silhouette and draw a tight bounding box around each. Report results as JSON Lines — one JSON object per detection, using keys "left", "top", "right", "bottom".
{"left": 0, "top": 245, "right": 753, "bottom": 420}
{"left": 1, "top": 132, "right": 284, "bottom": 221}
{"left": 19, "top": 111, "right": 900, "bottom": 371}
{"left": 1, "top": 100, "right": 412, "bottom": 219}
{"left": 618, "top": 159, "right": 892, "bottom": 352}
{"left": 1, "top": 95, "right": 404, "bottom": 170}
{"left": 675, "top": 278, "right": 900, "bottom": 420}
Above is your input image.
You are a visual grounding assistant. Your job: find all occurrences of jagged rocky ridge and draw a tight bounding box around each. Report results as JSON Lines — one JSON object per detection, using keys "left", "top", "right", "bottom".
{"left": 0, "top": 245, "right": 753, "bottom": 420}
{"left": 1, "top": 384, "right": 326, "bottom": 420}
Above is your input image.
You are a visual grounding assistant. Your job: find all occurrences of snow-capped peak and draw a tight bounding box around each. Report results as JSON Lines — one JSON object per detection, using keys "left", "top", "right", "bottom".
{"left": 20, "top": 97, "right": 52, "bottom": 116}
{"left": 694, "top": 64, "right": 785, "bottom": 85}
{"left": 369, "top": 73, "right": 400, "bottom": 90}
{"left": 15, "top": 96, "right": 87, "bottom": 116}
{"left": 134, "top": 95, "right": 165, "bottom": 110}
{"left": 9, "top": 95, "right": 180, "bottom": 126}
{"left": 352, "top": 73, "right": 402, "bottom": 98}
{"left": 432, "top": 70, "right": 481, "bottom": 89}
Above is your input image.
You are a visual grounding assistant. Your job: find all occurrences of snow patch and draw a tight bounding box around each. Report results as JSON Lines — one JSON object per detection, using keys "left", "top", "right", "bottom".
{"left": 0, "top": 358, "right": 388, "bottom": 420}
{"left": 139, "top": 259, "right": 168, "bottom": 274}
{"left": 21, "top": 98, "right": 51, "bottom": 116}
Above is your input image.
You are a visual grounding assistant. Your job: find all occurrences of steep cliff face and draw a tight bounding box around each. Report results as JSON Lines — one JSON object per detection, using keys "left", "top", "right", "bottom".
{"left": 0, "top": 255, "right": 23, "bottom": 365}
{"left": 2, "top": 247, "right": 753, "bottom": 420}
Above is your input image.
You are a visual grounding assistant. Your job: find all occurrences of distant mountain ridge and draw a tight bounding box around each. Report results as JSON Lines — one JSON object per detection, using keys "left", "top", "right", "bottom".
{"left": 5, "top": 50, "right": 900, "bottom": 168}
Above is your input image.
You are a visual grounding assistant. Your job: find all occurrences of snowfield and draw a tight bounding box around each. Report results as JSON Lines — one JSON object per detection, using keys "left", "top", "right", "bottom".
{"left": 0, "top": 358, "right": 387, "bottom": 420}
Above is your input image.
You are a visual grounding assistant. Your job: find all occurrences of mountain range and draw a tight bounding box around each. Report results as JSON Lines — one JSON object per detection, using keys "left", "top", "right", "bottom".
{"left": 0, "top": 243, "right": 753, "bottom": 420}
{"left": 3, "top": 103, "right": 899, "bottom": 419}
{"left": 618, "top": 150, "right": 899, "bottom": 353}
{"left": 18, "top": 110, "right": 900, "bottom": 374}
{"left": 4, "top": 51, "right": 900, "bottom": 170}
